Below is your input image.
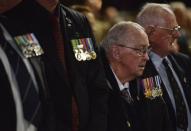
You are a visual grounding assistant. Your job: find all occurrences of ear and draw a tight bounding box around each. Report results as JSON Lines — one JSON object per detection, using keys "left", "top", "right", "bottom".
{"left": 111, "top": 45, "right": 120, "bottom": 60}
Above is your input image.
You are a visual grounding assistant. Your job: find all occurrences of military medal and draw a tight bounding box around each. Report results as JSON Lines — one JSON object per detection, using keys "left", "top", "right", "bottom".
{"left": 90, "top": 51, "right": 96, "bottom": 59}
{"left": 141, "top": 75, "right": 163, "bottom": 99}
{"left": 14, "top": 33, "right": 44, "bottom": 58}
{"left": 71, "top": 37, "right": 97, "bottom": 61}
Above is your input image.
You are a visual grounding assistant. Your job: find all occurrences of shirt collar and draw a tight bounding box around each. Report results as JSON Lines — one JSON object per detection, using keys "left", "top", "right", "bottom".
{"left": 149, "top": 51, "right": 168, "bottom": 68}
{"left": 110, "top": 66, "right": 129, "bottom": 91}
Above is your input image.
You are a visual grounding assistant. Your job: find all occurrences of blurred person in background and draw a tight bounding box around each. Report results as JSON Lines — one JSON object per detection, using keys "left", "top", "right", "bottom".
{"left": 170, "top": 1, "right": 191, "bottom": 57}
{"left": 68, "top": 0, "right": 110, "bottom": 43}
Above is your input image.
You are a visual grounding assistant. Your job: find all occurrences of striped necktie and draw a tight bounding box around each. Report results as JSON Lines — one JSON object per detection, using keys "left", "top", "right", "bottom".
{"left": 163, "top": 58, "right": 188, "bottom": 130}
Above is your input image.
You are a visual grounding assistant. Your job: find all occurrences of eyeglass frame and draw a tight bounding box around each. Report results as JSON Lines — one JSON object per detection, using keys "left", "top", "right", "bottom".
{"left": 116, "top": 44, "right": 151, "bottom": 56}
{"left": 152, "top": 25, "right": 181, "bottom": 37}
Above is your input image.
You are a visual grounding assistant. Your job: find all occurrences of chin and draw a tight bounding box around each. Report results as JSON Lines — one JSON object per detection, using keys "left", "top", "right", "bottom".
{"left": 137, "top": 71, "right": 144, "bottom": 76}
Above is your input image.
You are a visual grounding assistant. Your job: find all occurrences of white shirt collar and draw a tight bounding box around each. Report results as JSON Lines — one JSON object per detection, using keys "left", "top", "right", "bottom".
{"left": 110, "top": 66, "right": 129, "bottom": 91}
{"left": 149, "top": 51, "right": 168, "bottom": 68}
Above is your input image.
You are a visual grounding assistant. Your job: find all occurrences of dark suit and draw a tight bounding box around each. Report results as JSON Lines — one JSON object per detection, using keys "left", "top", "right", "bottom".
{"left": 1, "top": 1, "right": 108, "bottom": 131}
{"left": 100, "top": 47, "right": 171, "bottom": 131}
{"left": 168, "top": 53, "right": 191, "bottom": 112}
{"left": 141, "top": 52, "right": 191, "bottom": 131}
{"left": 0, "top": 21, "right": 49, "bottom": 130}
{"left": 100, "top": 47, "right": 140, "bottom": 131}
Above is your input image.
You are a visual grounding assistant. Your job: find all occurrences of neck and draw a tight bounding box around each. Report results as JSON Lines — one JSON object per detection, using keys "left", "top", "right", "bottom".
{"left": 36, "top": 1, "right": 58, "bottom": 13}
{"left": 0, "top": 0, "right": 22, "bottom": 13}
{"left": 111, "top": 63, "right": 132, "bottom": 84}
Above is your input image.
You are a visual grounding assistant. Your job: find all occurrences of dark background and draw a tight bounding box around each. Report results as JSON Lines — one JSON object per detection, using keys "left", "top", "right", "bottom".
{"left": 102, "top": 0, "right": 191, "bottom": 11}
{"left": 63, "top": 0, "right": 191, "bottom": 11}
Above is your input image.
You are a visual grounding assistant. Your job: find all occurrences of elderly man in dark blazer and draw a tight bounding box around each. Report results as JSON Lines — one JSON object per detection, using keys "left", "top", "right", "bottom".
{"left": 100, "top": 21, "right": 172, "bottom": 131}
{"left": 137, "top": 3, "right": 191, "bottom": 131}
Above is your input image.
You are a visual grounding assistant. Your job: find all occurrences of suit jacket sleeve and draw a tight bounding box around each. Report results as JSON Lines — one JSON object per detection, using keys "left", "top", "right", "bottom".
{"left": 84, "top": 16, "right": 109, "bottom": 131}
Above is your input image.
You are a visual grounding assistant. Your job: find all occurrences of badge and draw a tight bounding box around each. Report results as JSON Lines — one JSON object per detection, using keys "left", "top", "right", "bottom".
{"left": 140, "top": 75, "right": 163, "bottom": 99}
{"left": 183, "top": 77, "right": 187, "bottom": 83}
{"left": 14, "top": 33, "right": 44, "bottom": 58}
{"left": 126, "top": 121, "right": 131, "bottom": 127}
{"left": 71, "top": 37, "right": 97, "bottom": 61}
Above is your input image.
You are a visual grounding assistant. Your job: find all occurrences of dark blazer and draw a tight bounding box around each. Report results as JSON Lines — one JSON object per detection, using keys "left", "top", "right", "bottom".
{"left": 58, "top": 4, "right": 109, "bottom": 131}
{"left": 0, "top": 35, "right": 16, "bottom": 131}
{"left": 100, "top": 47, "right": 171, "bottom": 131}
{"left": 141, "top": 53, "right": 191, "bottom": 131}
{"left": 1, "top": 1, "right": 108, "bottom": 131}
{"left": 0, "top": 21, "right": 49, "bottom": 130}
{"left": 138, "top": 59, "right": 174, "bottom": 131}
{"left": 100, "top": 47, "right": 140, "bottom": 131}
{"left": 168, "top": 53, "right": 191, "bottom": 112}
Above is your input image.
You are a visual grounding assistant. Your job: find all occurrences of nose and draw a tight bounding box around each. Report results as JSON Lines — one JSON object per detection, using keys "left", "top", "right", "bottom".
{"left": 172, "top": 29, "right": 181, "bottom": 39}
{"left": 143, "top": 52, "right": 149, "bottom": 61}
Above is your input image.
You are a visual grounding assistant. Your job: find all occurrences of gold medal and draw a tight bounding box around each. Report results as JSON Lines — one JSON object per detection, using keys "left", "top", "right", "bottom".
{"left": 90, "top": 51, "right": 97, "bottom": 59}
{"left": 145, "top": 88, "right": 152, "bottom": 98}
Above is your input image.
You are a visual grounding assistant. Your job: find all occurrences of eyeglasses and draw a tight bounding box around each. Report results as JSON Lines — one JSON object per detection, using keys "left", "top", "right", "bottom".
{"left": 116, "top": 44, "right": 150, "bottom": 56}
{"left": 155, "top": 25, "right": 181, "bottom": 36}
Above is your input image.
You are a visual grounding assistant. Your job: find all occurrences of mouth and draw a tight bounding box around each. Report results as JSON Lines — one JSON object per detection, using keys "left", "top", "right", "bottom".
{"left": 139, "top": 65, "right": 146, "bottom": 70}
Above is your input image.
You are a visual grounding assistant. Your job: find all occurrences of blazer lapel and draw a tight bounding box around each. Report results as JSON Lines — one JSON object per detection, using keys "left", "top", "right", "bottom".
{"left": 168, "top": 54, "right": 191, "bottom": 111}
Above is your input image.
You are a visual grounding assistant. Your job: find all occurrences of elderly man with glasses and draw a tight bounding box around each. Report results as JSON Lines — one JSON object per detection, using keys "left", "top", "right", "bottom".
{"left": 100, "top": 21, "right": 172, "bottom": 131}
{"left": 136, "top": 3, "right": 191, "bottom": 131}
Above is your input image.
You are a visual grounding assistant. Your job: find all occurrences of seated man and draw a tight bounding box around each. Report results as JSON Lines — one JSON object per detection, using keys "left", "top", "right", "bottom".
{"left": 100, "top": 21, "right": 172, "bottom": 131}
{"left": 100, "top": 21, "right": 149, "bottom": 131}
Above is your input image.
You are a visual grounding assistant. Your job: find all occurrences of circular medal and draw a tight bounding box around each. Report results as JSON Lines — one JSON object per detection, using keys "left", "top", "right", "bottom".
{"left": 90, "top": 51, "right": 97, "bottom": 59}
{"left": 75, "top": 52, "right": 82, "bottom": 61}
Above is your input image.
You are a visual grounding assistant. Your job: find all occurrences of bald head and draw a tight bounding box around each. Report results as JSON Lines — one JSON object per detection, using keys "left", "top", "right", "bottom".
{"left": 101, "top": 21, "right": 147, "bottom": 53}
{"left": 101, "top": 21, "right": 149, "bottom": 82}
{"left": 136, "top": 3, "right": 180, "bottom": 57}
{"left": 137, "top": 3, "right": 176, "bottom": 28}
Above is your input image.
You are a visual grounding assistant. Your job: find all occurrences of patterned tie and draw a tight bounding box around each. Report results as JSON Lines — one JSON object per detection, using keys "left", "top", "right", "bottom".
{"left": 120, "top": 88, "right": 133, "bottom": 104}
{"left": 50, "top": 15, "right": 79, "bottom": 131}
{"left": 6, "top": 45, "right": 42, "bottom": 127}
{"left": 163, "top": 58, "right": 188, "bottom": 130}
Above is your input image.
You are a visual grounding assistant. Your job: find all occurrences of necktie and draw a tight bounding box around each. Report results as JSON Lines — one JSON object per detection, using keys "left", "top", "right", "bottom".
{"left": 163, "top": 59, "right": 188, "bottom": 130}
{"left": 120, "top": 88, "right": 133, "bottom": 104}
{"left": 8, "top": 46, "right": 42, "bottom": 127}
{"left": 50, "top": 15, "right": 79, "bottom": 131}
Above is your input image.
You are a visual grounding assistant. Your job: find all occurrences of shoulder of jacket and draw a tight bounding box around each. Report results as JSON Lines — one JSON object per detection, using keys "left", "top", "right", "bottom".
{"left": 60, "top": 4, "right": 86, "bottom": 21}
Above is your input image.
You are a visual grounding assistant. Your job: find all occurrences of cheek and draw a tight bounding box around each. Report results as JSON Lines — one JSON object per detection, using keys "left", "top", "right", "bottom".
{"left": 125, "top": 57, "right": 139, "bottom": 70}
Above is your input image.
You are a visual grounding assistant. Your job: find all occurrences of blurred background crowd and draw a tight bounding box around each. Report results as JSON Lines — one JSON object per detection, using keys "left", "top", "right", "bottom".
{"left": 61, "top": 0, "right": 191, "bottom": 58}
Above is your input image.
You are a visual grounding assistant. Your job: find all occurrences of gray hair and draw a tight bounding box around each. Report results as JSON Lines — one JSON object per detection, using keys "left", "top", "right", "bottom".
{"left": 136, "top": 3, "right": 174, "bottom": 27}
{"left": 101, "top": 21, "right": 145, "bottom": 53}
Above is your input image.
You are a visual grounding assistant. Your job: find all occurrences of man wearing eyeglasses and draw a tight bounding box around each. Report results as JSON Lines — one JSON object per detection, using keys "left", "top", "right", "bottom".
{"left": 100, "top": 21, "right": 172, "bottom": 131}
{"left": 137, "top": 3, "right": 191, "bottom": 131}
